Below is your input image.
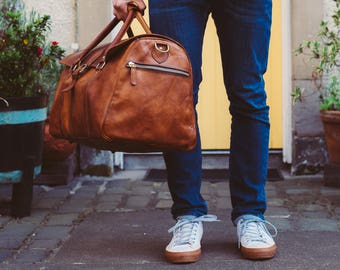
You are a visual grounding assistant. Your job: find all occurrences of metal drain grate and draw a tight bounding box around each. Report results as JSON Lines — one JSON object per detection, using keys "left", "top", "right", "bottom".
{"left": 144, "top": 168, "right": 283, "bottom": 183}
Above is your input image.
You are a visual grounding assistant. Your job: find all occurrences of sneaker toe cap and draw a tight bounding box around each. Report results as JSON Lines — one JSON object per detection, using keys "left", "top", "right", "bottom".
{"left": 166, "top": 244, "right": 200, "bottom": 253}
{"left": 241, "top": 239, "right": 275, "bottom": 249}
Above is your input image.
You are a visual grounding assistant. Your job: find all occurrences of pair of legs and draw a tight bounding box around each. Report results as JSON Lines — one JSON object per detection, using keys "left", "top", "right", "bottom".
{"left": 149, "top": 0, "right": 272, "bottom": 223}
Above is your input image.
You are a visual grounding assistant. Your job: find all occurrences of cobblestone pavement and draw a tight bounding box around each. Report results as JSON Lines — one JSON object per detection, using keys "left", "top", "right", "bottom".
{"left": 0, "top": 169, "right": 339, "bottom": 269}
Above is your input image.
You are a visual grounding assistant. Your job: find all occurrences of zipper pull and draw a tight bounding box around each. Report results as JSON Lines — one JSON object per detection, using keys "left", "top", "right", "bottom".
{"left": 127, "top": 61, "right": 137, "bottom": 86}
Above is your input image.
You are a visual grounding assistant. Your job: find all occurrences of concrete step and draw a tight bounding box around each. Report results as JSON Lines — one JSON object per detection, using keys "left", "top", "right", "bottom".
{"left": 123, "top": 150, "right": 283, "bottom": 170}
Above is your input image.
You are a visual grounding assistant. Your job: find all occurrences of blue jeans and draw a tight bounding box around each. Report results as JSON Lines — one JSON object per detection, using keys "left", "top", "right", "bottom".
{"left": 149, "top": 0, "right": 272, "bottom": 222}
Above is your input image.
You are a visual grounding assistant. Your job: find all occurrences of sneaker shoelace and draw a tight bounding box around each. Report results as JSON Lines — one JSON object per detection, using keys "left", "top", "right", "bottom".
{"left": 168, "top": 215, "right": 219, "bottom": 246}
{"left": 238, "top": 218, "right": 278, "bottom": 248}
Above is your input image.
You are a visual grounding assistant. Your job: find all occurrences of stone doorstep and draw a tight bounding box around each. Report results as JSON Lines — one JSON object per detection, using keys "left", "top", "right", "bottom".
{"left": 34, "top": 150, "right": 331, "bottom": 185}
{"left": 123, "top": 151, "right": 283, "bottom": 170}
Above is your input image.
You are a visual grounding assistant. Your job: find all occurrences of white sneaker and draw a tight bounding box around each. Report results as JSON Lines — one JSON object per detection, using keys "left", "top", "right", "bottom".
{"left": 165, "top": 214, "right": 218, "bottom": 263}
{"left": 236, "top": 215, "right": 278, "bottom": 260}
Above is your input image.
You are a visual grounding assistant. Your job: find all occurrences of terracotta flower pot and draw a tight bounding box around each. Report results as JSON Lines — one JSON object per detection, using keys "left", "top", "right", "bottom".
{"left": 43, "top": 117, "right": 76, "bottom": 161}
{"left": 320, "top": 110, "right": 340, "bottom": 164}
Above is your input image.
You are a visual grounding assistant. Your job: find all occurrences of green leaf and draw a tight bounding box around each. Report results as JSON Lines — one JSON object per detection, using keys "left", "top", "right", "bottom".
{"left": 291, "top": 87, "right": 304, "bottom": 104}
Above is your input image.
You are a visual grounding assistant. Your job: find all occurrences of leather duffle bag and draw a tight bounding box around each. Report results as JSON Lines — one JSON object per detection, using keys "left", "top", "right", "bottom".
{"left": 49, "top": 6, "right": 196, "bottom": 152}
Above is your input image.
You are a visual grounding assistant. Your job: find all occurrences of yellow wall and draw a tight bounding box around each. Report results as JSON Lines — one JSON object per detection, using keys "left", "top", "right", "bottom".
{"left": 197, "top": 0, "right": 283, "bottom": 149}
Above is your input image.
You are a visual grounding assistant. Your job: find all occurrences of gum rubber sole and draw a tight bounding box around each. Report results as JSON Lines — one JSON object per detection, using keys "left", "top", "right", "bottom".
{"left": 241, "top": 244, "right": 277, "bottom": 260}
{"left": 165, "top": 249, "right": 201, "bottom": 263}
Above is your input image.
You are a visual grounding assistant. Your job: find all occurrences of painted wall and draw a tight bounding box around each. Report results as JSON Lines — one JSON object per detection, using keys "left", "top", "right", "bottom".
{"left": 22, "top": 0, "right": 75, "bottom": 53}
{"left": 23, "top": 0, "right": 113, "bottom": 53}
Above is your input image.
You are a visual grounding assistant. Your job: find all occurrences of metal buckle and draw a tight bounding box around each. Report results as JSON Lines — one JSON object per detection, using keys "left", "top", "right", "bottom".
{"left": 155, "top": 42, "right": 170, "bottom": 53}
{"left": 96, "top": 61, "right": 106, "bottom": 71}
{"left": 78, "top": 64, "right": 88, "bottom": 74}
{"left": 71, "top": 63, "right": 79, "bottom": 71}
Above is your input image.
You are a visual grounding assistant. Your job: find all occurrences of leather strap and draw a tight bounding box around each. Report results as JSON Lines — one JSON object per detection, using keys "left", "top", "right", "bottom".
{"left": 72, "top": 17, "right": 120, "bottom": 66}
{"left": 106, "top": 9, "right": 136, "bottom": 54}
{"left": 135, "top": 11, "right": 152, "bottom": 34}
{"left": 127, "top": 27, "right": 134, "bottom": 38}
{"left": 73, "top": 3, "right": 152, "bottom": 67}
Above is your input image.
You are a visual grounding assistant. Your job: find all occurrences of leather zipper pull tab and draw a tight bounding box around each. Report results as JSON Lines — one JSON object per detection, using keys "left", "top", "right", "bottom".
{"left": 127, "top": 61, "right": 137, "bottom": 86}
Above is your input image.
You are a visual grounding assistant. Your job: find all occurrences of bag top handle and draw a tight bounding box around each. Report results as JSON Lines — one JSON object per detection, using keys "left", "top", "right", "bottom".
{"left": 73, "top": 2, "right": 151, "bottom": 68}
{"left": 135, "top": 11, "right": 152, "bottom": 35}
{"left": 128, "top": 1, "right": 151, "bottom": 34}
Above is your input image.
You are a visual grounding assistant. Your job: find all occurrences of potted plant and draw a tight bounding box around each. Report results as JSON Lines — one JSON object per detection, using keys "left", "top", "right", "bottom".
{"left": 0, "top": 0, "right": 64, "bottom": 217}
{"left": 292, "top": 0, "right": 340, "bottom": 165}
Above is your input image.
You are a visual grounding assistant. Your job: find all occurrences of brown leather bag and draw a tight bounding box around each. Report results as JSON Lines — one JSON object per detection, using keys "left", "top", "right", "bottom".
{"left": 49, "top": 7, "right": 196, "bottom": 152}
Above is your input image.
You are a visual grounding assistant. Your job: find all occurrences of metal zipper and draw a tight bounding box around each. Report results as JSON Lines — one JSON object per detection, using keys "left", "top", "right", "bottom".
{"left": 126, "top": 61, "right": 190, "bottom": 86}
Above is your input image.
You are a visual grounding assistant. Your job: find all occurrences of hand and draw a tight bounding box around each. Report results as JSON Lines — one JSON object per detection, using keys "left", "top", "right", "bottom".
{"left": 113, "top": 0, "right": 146, "bottom": 21}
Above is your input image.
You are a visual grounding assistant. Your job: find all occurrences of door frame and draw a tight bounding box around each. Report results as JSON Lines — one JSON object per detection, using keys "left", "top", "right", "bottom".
{"left": 282, "top": 0, "right": 292, "bottom": 163}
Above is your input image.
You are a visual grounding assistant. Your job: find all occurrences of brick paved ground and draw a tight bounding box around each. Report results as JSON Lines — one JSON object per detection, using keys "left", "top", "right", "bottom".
{"left": 0, "top": 169, "right": 339, "bottom": 269}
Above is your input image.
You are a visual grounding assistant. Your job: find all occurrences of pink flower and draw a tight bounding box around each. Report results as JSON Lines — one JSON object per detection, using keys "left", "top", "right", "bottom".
{"left": 37, "top": 46, "right": 43, "bottom": 57}
{"left": 51, "top": 41, "right": 59, "bottom": 46}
